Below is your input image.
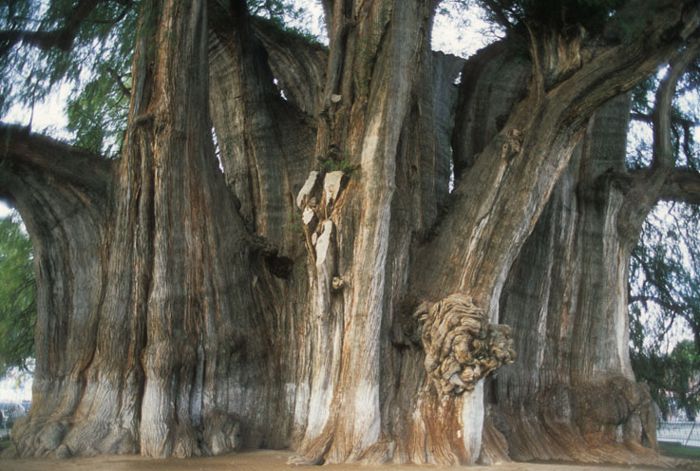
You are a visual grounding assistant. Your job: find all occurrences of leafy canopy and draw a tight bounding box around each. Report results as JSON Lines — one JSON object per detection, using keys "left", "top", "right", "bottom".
{"left": 1, "top": 0, "right": 137, "bottom": 155}
{"left": 633, "top": 340, "right": 700, "bottom": 420}
{"left": 477, "top": 0, "right": 625, "bottom": 32}
{"left": 1, "top": 0, "right": 320, "bottom": 156}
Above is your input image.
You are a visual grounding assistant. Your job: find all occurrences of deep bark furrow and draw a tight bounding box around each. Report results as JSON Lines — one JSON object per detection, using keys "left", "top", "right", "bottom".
{"left": 490, "top": 95, "right": 665, "bottom": 466}
{"left": 209, "top": 3, "right": 315, "bottom": 255}
{"left": 252, "top": 18, "right": 328, "bottom": 116}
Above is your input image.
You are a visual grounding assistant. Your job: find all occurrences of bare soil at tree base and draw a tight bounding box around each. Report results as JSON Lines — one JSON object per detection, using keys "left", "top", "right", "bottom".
{"left": 0, "top": 449, "right": 682, "bottom": 471}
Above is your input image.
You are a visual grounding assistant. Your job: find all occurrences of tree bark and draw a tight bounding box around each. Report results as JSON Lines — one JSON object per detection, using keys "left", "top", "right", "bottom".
{"left": 487, "top": 96, "right": 666, "bottom": 465}
{"left": 1, "top": 0, "right": 699, "bottom": 465}
{"left": 487, "top": 43, "right": 700, "bottom": 465}
{"left": 0, "top": 126, "right": 112, "bottom": 458}
{"left": 5, "top": 0, "right": 274, "bottom": 458}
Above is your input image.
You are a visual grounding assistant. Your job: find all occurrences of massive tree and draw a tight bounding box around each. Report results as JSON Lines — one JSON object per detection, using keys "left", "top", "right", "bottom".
{"left": 1, "top": 0, "right": 700, "bottom": 465}
{"left": 490, "top": 57, "right": 700, "bottom": 464}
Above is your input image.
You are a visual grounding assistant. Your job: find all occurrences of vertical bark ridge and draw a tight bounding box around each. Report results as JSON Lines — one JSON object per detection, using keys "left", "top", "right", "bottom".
{"left": 376, "top": 49, "right": 477, "bottom": 465}
{"left": 120, "top": 0, "right": 262, "bottom": 457}
{"left": 209, "top": 3, "right": 316, "bottom": 256}
{"left": 487, "top": 96, "right": 668, "bottom": 466}
{"left": 292, "top": 0, "right": 436, "bottom": 463}
{"left": 0, "top": 127, "right": 113, "bottom": 457}
{"left": 208, "top": 3, "right": 322, "bottom": 450}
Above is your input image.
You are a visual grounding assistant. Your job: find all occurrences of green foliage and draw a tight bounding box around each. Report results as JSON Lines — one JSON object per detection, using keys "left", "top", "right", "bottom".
{"left": 0, "top": 215, "right": 35, "bottom": 377}
{"left": 629, "top": 203, "right": 700, "bottom": 419}
{"left": 249, "top": 0, "right": 308, "bottom": 24}
{"left": 64, "top": 1, "right": 136, "bottom": 156}
{"left": 65, "top": 52, "right": 132, "bottom": 156}
{"left": 629, "top": 203, "right": 700, "bottom": 348}
{"left": 659, "top": 442, "right": 700, "bottom": 460}
{"left": 321, "top": 158, "right": 355, "bottom": 174}
{"left": 0, "top": 0, "right": 137, "bottom": 154}
{"left": 478, "top": 0, "right": 625, "bottom": 32}
{"left": 633, "top": 340, "right": 700, "bottom": 420}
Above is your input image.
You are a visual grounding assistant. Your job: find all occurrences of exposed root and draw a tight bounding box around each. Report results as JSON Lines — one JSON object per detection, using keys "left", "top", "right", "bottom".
{"left": 483, "top": 376, "right": 676, "bottom": 467}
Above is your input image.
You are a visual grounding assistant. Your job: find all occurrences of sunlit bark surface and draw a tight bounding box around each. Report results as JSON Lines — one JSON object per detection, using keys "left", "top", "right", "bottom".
{"left": 1, "top": 0, "right": 699, "bottom": 465}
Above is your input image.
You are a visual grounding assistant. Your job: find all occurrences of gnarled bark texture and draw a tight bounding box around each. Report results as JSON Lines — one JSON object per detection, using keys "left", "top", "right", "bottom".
{"left": 487, "top": 96, "right": 663, "bottom": 466}
{"left": 1, "top": 0, "right": 699, "bottom": 466}
{"left": 485, "top": 43, "right": 700, "bottom": 467}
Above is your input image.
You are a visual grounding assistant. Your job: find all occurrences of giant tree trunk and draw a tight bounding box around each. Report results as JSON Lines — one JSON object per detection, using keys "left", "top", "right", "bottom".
{"left": 0, "top": 130, "right": 112, "bottom": 457}
{"left": 486, "top": 43, "right": 700, "bottom": 466}
{"left": 5, "top": 0, "right": 271, "bottom": 458}
{"left": 486, "top": 96, "right": 663, "bottom": 465}
{"left": 1, "top": 0, "right": 699, "bottom": 465}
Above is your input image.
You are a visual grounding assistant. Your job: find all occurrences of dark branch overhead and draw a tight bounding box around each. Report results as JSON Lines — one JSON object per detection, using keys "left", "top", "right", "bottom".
{"left": 652, "top": 44, "right": 700, "bottom": 170}
{"left": 0, "top": 123, "right": 112, "bottom": 199}
{"left": 660, "top": 168, "right": 700, "bottom": 205}
{"left": 0, "top": 0, "right": 131, "bottom": 56}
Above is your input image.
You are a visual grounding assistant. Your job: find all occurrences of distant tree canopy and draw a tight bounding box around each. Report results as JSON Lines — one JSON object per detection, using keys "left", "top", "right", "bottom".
{"left": 0, "top": 216, "right": 35, "bottom": 376}
{"left": 633, "top": 340, "right": 700, "bottom": 420}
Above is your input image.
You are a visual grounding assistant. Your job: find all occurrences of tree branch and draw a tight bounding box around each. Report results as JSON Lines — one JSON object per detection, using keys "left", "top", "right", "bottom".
{"left": 106, "top": 66, "right": 131, "bottom": 98}
{"left": 615, "top": 43, "right": 700, "bottom": 242}
{"left": 0, "top": 0, "right": 102, "bottom": 56}
{"left": 631, "top": 111, "right": 700, "bottom": 128}
{"left": 630, "top": 294, "right": 689, "bottom": 317}
{"left": 559, "top": 1, "right": 700, "bottom": 129}
{"left": 652, "top": 43, "right": 700, "bottom": 170}
{"left": 658, "top": 167, "right": 700, "bottom": 204}
{"left": 0, "top": 123, "right": 113, "bottom": 207}
{"left": 251, "top": 17, "right": 328, "bottom": 116}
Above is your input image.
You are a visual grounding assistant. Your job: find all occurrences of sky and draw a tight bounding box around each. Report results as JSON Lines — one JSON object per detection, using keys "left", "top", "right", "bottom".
{"left": 0, "top": 368, "right": 32, "bottom": 403}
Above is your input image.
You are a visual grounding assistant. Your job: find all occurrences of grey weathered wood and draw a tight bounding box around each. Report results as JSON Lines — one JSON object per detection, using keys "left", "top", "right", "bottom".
{"left": 1, "top": 0, "right": 699, "bottom": 466}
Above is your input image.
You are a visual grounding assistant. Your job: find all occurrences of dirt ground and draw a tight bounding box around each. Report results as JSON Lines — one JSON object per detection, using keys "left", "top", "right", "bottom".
{"left": 0, "top": 449, "right": 686, "bottom": 471}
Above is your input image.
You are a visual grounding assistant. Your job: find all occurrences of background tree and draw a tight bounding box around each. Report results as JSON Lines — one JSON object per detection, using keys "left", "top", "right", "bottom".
{"left": 0, "top": 215, "right": 35, "bottom": 376}
{"left": 0, "top": 0, "right": 699, "bottom": 466}
{"left": 633, "top": 340, "right": 700, "bottom": 421}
